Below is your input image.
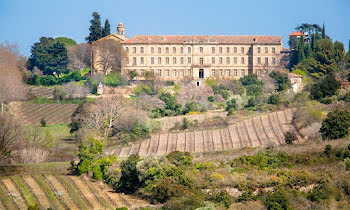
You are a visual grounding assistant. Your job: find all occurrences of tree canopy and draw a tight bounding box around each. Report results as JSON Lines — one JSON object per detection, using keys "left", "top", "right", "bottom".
{"left": 55, "top": 37, "right": 77, "bottom": 47}
{"left": 86, "top": 12, "right": 103, "bottom": 43}
{"left": 102, "top": 19, "right": 111, "bottom": 37}
{"left": 28, "top": 37, "right": 68, "bottom": 75}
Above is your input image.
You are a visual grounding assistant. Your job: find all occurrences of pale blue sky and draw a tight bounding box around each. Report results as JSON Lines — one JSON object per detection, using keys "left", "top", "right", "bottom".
{"left": 0, "top": 0, "right": 349, "bottom": 56}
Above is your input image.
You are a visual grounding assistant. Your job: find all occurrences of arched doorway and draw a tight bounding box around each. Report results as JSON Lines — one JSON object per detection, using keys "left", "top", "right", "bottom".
{"left": 199, "top": 69, "right": 204, "bottom": 78}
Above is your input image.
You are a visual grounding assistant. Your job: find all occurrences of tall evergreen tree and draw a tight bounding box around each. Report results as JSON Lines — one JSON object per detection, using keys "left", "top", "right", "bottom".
{"left": 297, "top": 37, "right": 306, "bottom": 62}
{"left": 102, "top": 19, "right": 111, "bottom": 37}
{"left": 85, "top": 12, "right": 102, "bottom": 43}
{"left": 322, "top": 23, "right": 326, "bottom": 39}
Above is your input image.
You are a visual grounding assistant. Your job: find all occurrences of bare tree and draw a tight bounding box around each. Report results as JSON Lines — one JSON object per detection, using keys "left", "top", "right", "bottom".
{"left": 0, "top": 113, "right": 23, "bottom": 162}
{"left": 0, "top": 43, "right": 27, "bottom": 112}
{"left": 67, "top": 43, "right": 92, "bottom": 71}
{"left": 93, "top": 39, "right": 126, "bottom": 75}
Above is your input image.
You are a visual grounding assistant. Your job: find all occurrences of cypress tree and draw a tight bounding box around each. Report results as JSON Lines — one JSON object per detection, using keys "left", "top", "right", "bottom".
{"left": 102, "top": 19, "right": 111, "bottom": 37}
{"left": 297, "top": 37, "right": 306, "bottom": 62}
{"left": 85, "top": 12, "right": 102, "bottom": 43}
{"left": 322, "top": 23, "right": 326, "bottom": 39}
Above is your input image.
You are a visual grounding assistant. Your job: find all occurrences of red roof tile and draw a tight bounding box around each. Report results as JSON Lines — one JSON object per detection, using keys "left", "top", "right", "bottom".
{"left": 289, "top": 31, "right": 306, "bottom": 36}
{"left": 122, "top": 35, "right": 281, "bottom": 44}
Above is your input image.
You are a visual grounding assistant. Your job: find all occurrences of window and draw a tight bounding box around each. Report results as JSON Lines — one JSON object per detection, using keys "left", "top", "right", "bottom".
{"left": 241, "top": 69, "right": 245, "bottom": 77}
{"left": 126, "top": 58, "right": 129, "bottom": 64}
{"left": 158, "top": 47, "right": 161, "bottom": 53}
{"left": 212, "top": 47, "right": 215, "bottom": 53}
{"left": 265, "top": 47, "right": 268, "bottom": 53}
{"left": 226, "top": 57, "right": 230, "bottom": 64}
{"left": 188, "top": 69, "right": 192, "bottom": 76}
{"left": 241, "top": 47, "right": 244, "bottom": 54}
{"left": 166, "top": 69, "right": 170, "bottom": 76}
{"left": 212, "top": 69, "right": 216, "bottom": 76}
{"left": 234, "top": 69, "right": 238, "bottom": 76}
{"left": 234, "top": 47, "right": 237, "bottom": 53}
{"left": 133, "top": 47, "right": 136, "bottom": 53}
{"left": 151, "top": 47, "right": 154, "bottom": 53}
{"left": 181, "top": 47, "right": 184, "bottom": 54}
{"left": 173, "top": 57, "right": 176, "bottom": 64}
{"left": 227, "top": 47, "right": 230, "bottom": 53}
{"left": 166, "top": 57, "right": 169, "bottom": 64}
{"left": 234, "top": 57, "right": 237, "bottom": 64}
{"left": 174, "top": 69, "right": 177, "bottom": 77}
{"left": 257, "top": 47, "right": 261, "bottom": 53}
{"left": 272, "top": 57, "right": 276, "bottom": 64}
{"left": 265, "top": 57, "right": 268, "bottom": 65}
{"left": 188, "top": 47, "right": 191, "bottom": 53}
{"left": 158, "top": 57, "right": 161, "bottom": 64}
{"left": 219, "top": 47, "right": 222, "bottom": 54}
{"left": 158, "top": 69, "right": 162, "bottom": 76}
{"left": 133, "top": 57, "right": 136, "bottom": 65}
{"left": 141, "top": 47, "right": 144, "bottom": 53}
{"left": 241, "top": 57, "right": 245, "bottom": 64}
{"left": 228, "top": 69, "right": 232, "bottom": 76}
{"left": 166, "top": 47, "right": 169, "bottom": 54}
{"left": 219, "top": 69, "right": 223, "bottom": 76}
{"left": 151, "top": 57, "right": 154, "bottom": 64}
{"left": 188, "top": 57, "right": 191, "bottom": 64}
{"left": 126, "top": 47, "right": 129, "bottom": 53}
{"left": 173, "top": 47, "right": 176, "bottom": 54}
{"left": 140, "top": 57, "right": 144, "bottom": 64}
{"left": 219, "top": 57, "right": 223, "bottom": 64}
{"left": 181, "top": 57, "right": 184, "bottom": 64}
{"left": 200, "top": 47, "right": 203, "bottom": 53}
{"left": 212, "top": 57, "right": 215, "bottom": 64}
{"left": 257, "top": 57, "right": 261, "bottom": 64}
{"left": 200, "top": 57, "right": 204, "bottom": 64}
{"left": 272, "top": 47, "right": 275, "bottom": 53}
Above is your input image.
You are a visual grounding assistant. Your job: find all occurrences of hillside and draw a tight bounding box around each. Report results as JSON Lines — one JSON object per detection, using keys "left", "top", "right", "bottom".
{"left": 108, "top": 109, "right": 300, "bottom": 157}
{"left": 10, "top": 102, "right": 79, "bottom": 125}
{"left": 0, "top": 163, "right": 153, "bottom": 210}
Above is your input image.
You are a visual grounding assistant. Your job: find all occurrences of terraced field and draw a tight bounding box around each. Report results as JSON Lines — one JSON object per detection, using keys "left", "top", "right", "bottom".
{"left": 0, "top": 174, "right": 152, "bottom": 209}
{"left": 108, "top": 109, "right": 301, "bottom": 157}
{"left": 12, "top": 102, "right": 79, "bottom": 125}
{"left": 27, "top": 86, "right": 55, "bottom": 98}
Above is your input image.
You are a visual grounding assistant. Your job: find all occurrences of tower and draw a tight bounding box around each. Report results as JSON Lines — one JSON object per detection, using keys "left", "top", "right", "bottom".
{"left": 117, "top": 22, "right": 125, "bottom": 37}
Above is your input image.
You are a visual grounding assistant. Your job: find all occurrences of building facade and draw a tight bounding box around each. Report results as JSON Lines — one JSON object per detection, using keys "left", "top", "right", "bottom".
{"left": 95, "top": 23, "right": 284, "bottom": 81}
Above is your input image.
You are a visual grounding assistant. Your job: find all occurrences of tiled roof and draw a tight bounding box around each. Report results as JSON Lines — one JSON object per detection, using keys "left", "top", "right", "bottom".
{"left": 289, "top": 31, "right": 306, "bottom": 36}
{"left": 121, "top": 35, "right": 281, "bottom": 44}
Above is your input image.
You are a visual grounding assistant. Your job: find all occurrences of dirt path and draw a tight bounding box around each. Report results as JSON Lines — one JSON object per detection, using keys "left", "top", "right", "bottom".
{"left": 1, "top": 178, "right": 27, "bottom": 209}
{"left": 22, "top": 176, "right": 51, "bottom": 209}
{"left": 45, "top": 175, "right": 79, "bottom": 210}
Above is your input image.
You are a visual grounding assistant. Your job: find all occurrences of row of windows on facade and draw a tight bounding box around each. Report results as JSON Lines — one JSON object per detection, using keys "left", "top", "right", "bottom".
{"left": 126, "top": 56, "right": 276, "bottom": 65}
{"left": 130, "top": 68, "right": 250, "bottom": 77}
{"left": 125, "top": 46, "right": 276, "bottom": 54}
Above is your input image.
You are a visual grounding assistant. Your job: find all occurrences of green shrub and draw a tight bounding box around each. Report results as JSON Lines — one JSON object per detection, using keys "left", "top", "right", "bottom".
{"left": 246, "top": 97, "right": 256, "bottom": 108}
{"left": 53, "top": 87, "right": 66, "bottom": 100}
{"left": 159, "top": 93, "right": 182, "bottom": 115}
{"left": 341, "top": 158, "right": 350, "bottom": 171}
{"left": 324, "top": 145, "right": 332, "bottom": 157}
{"left": 291, "top": 69, "right": 306, "bottom": 77}
{"left": 284, "top": 131, "right": 297, "bottom": 144}
{"left": 182, "top": 118, "right": 190, "bottom": 130}
{"left": 269, "top": 71, "right": 291, "bottom": 92}
{"left": 320, "top": 109, "right": 350, "bottom": 140}
{"left": 40, "top": 117, "right": 47, "bottom": 127}
{"left": 310, "top": 73, "right": 341, "bottom": 100}
{"left": 115, "top": 207, "right": 128, "bottom": 210}
{"left": 264, "top": 189, "right": 290, "bottom": 210}
{"left": 307, "top": 182, "right": 330, "bottom": 202}
{"left": 166, "top": 151, "right": 193, "bottom": 167}
{"left": 162, "top": 190, "right": 205, "bottom": 210}
{"left": 268, "top": 94, "right": 280, "bottom": 105}
{"left": 104, "top": 74, "right": 127, "bottom": 87}
{"left": 209, "top": 190, "right": 232, "bottom": 208}
{"left": 166, "top": 81, "right": 175, "bottom": 86}
{"left": 208, "top": 96, "right": 215, "bottom": 102}
{"left": 183, "top": 101, "right": 201, "bottom": 114}
{"left": 25, "top": 71, "right": 86, "bottom": 86}
{"left": 225, "top": 99, "right": 237, "bottom": 115}
{"left": 116, "top": 154, "right": 142, "bottom": 194}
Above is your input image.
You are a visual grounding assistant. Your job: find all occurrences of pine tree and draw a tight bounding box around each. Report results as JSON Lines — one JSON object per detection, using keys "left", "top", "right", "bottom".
{"left": 102, "top": 19, "right": 111, "bottom": 37}
{"left": 322, "top": 23, "right": 326, "bottom": 39}
{"left": 85, "top": 12, "right": 102, "bottom": 43}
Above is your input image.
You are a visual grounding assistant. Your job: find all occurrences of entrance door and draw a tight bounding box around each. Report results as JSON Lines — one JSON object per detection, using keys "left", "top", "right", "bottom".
{"left": 199, "top": 69, "right": 204, "bottom": 78}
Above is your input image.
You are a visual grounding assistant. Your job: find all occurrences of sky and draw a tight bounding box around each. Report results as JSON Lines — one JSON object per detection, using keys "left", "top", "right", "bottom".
{"left": 0, "top": 0, "right": 349, "bottom": 57}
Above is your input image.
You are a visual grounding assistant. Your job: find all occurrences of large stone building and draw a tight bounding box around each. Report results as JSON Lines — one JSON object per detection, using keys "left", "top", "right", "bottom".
{"left": 94, "top": 23, "right": 284, "bottom": 82}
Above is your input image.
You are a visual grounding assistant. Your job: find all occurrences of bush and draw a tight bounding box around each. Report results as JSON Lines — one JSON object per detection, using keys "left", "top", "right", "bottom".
{"left": 165, "top": 81, "right": 175, "bottom": 86}
{"left": 225, "top": 99, "right": 237, "bottom": 115}
{"left": 306, "top": 182, "right": 330, "bottom": 202}
{"left": 284, "top": 131, "right": 297, "bottom": 144}
{"left": 341, "top": 158, "right": 350, "bottom": 171}
{"left": 53, "top": 87, "right": 66, "bottom": 100}
{"left": 269, "top": 71, "right": 291, "bottom": 92}
{"left": 182, "top": 101, "right": 201, "bottom": 114}
{"left": 182, "top": 118, "right": 190, "bottom": 130}
{"left": 104, "top": 74, "right": 127, "bottom": 87}
{"left": 116, "top": 154, "right": 142, "bottom": 194}
{"left": 166, "top": 151, "right": 193, "bottom": 167}
{"left": 209, "top": 190, "right": 232, "bottom": 208}
{"left": 40, "top": 117, "right": 47, "bottom": 127}
{"left": 310, "top": 73, "right": 341, "bottom": 100}
{"left": 320, "top": 109, "right": 350, "bottom": 140}
{"left": 25, "top": 71, "right": 86, "bottom": 86}
{"left": 208, "top": 96, "right": 215, "bottom": 102}
{"left": 264, "top": 189, "right": 290, "bottom": 210}
{"left": 268, "top": 94, "right": 280, "bottom": 105}
{"left": 246, "top": 97, "right": 256, "bottom": 108}
{"left": 324, "top": 145, "right": 332, "bottom": 157}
